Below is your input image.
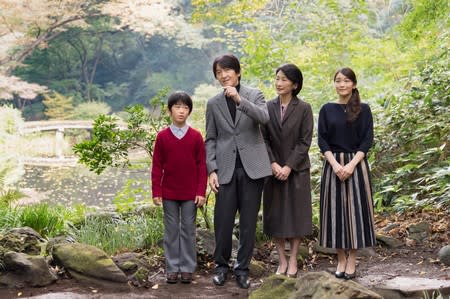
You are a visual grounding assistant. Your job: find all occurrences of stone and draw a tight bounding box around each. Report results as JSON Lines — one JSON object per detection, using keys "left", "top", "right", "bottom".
{"left": 196, "top": 228, "right": 239, "bottom": 258}
{"left": 383, "top": 223, "right": 400, "bottom": 233}
{"left": 312, "top": 242, "right": 337, "bottom": 255}
{"left": 251, "top": 272, "right": 382, "bottom": 299}
{"left": 249, "top": 259, "right": 267, "bottom": 277}
{"left": 0, "top": 251, "right": 57, "bottom": 288}
{"left": 407, "top": 222, "right": 431, "bottom": 242}
{"left": 112, "top": 252, "right": 152, "bottom": 287}
{"left": 293, "top": 271, "right": 382, "bottom": 299}
{"left": 375, "top": 276, "right": 450, "bottom": 298}
{"left": 46, "top": 235, "right": 76, "bottom": 254}
{"left": 297, "top": 245, "right": 309, "bottom": 260}
{"left": 85, "top": 211, "right": 122, "bottom": 224}
{"left": 249, "top": 275, "right": 297, "bottom": 299}
{"left": 0, "top": 227, "right": 45, "bottom": 255}
{"left": 438, "top": 245, "right": 450, "bottom": 266}
{"left": 376, "top": 234, "right": 403, "bottom": 248}
{"left": 359, "top": 247, "right": 377, "bottom": 257}
{"left": 52, "top": 243, "right": 129, "bottom": 290}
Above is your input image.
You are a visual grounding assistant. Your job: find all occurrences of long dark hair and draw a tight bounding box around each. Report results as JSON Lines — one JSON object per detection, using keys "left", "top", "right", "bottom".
{"left": 334, "top": 67, "right": 361, "bottom": 122}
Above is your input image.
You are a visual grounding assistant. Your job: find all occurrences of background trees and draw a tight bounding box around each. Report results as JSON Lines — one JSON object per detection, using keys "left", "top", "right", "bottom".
{"left": 0, "top": 0, "right": 448, "bottom": 211}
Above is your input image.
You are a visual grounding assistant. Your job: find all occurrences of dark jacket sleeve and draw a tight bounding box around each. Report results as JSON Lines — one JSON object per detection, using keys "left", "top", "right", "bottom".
{"left": 357, "top": 104, "right": 374, "bottom": 154}
{"left": 318, "top": 104, "right": 331, "bottom": 153}
{"left": 286, "top": 102, "right": 313, "bottom": 171}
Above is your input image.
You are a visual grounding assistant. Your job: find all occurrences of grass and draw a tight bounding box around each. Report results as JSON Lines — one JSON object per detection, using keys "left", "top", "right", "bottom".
{"left": 72, "top": 208, "right": 164, "bottom": 255}
{"left": 19, "top": 204, "right": 65, "bottom": 237}
{"left": 0, "top": 197, "right": 165, "bottom": 255}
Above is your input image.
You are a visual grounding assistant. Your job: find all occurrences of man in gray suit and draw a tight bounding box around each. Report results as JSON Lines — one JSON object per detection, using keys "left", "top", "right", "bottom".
{"left": 205, "top": 54, "right": 271, "bottom": 289}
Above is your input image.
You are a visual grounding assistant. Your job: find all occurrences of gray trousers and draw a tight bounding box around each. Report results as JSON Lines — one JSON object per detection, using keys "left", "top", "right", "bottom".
{"left": 163, "top": 199, "right": 197, "bottom": 273}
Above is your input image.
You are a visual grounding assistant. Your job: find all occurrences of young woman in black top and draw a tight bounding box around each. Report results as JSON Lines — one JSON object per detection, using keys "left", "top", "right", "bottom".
{"left": 318, "top": 67, "right": 376, "bottom": 280}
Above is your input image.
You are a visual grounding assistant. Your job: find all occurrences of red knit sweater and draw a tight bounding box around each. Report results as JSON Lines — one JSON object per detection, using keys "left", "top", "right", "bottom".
{"left": 151, "top": 127, "right": 207, "bottom": 200}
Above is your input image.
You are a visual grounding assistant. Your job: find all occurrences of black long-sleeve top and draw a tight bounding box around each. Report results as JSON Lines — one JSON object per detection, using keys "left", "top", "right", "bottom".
{"left": 318, "top": 102, "right": 373, "bottom": 154}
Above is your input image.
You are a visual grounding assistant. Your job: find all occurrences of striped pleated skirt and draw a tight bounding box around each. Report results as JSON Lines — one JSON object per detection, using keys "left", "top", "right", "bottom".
{"left": 319, "top": 152, "right": 376, "bottom": 249}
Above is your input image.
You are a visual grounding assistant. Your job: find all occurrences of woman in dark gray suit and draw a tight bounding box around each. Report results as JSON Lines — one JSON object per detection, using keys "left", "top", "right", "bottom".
{"left": 262, "top": 63, "right": 313, "bottom": 278}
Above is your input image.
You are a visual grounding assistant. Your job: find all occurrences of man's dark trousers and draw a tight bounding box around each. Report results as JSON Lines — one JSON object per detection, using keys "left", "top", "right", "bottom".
{"left": 213, "top": 167, "right": 264, "bottom": 276}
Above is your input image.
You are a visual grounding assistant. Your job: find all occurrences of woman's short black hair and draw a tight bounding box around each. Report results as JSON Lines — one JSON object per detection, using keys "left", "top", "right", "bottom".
{"left": 167, "top": 91, "right": 193, "bottom": 113}
{"left": 276, "top": 63, "right": 303, "bottom": 96}
{"left": 212, "top": 54, "right": 241, "bottom": 80}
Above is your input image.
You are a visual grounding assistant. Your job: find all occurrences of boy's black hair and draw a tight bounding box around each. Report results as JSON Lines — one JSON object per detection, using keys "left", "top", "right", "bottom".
{"left": 167, "top": 91, "right": 193, "bottom": 113}
{"left": 213, "top": 54, "right": 241, "bottom": 81}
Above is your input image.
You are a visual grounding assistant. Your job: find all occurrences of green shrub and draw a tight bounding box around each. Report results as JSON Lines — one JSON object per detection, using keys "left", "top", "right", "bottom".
{"left": 372, "top": 49, "right": 449, "bottom": 211}
{"left": 19, "top": 204, "right": 65, "bottom": 237}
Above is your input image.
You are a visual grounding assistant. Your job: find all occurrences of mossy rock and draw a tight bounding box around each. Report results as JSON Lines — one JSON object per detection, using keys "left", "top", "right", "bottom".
{"left": 0, "top": 227, "right": 45, "bottom": 255}
{"left": 297, "top": 245, "right": 309, "bottom": 260}
{"left": 52, "top": 243, "right": 127, "bottom": 283}
{"left": 249, "top": 259, "right": 267, "bottom": 277}
{"left": 438, "top": 245, "right": 450, "bottom": 266}
{"left": 249, "top": 275, "right": 297, "bottom": 299}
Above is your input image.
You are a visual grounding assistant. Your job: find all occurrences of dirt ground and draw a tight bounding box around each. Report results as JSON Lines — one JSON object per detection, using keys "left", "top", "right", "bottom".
{"left": 0, "top": 210, "right": 448, "bottom": 299}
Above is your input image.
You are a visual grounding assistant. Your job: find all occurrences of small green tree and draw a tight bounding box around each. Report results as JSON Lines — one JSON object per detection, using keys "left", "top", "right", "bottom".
{"left": 43, "top": 92, "right": 75, "bottom": 120}
{"left": 73, "top": 88, "right": 170, "bottom": 175}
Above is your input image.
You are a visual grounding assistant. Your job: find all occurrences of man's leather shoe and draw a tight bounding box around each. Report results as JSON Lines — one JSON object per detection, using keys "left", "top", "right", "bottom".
{"left": 180, "top": 272, "right": 192, "bottom": 284}
{"left": 213, "top": 272, "right": 227, "bottom": 286}
{"left": 236, "top": 274, "right": 250, "bottom": 289}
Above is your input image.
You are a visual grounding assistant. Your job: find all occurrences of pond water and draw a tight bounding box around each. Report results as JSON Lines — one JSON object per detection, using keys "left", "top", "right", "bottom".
{"left": 16, "top": 162, "right": 151, "bottom": 208}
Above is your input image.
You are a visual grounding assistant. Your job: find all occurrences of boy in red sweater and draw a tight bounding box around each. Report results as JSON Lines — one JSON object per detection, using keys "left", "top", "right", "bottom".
{"left": 151, "top": 92, "right": 207, "bottom": 284}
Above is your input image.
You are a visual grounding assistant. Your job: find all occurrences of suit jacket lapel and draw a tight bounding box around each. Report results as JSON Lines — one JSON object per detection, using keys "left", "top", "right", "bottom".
{"left": 282, "top": 97, "right": 299, "bottom": 125}
{"left": 234, "top": 86, "right": 246, "bottom": 126}
{"left": 273, "top": 97, "right": 282, "bottom": 129}
{"left": 217, "top": 93, "right": 235, "bottom": 128}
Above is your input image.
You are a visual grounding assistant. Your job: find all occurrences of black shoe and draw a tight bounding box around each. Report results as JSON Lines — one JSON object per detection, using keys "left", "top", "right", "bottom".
{"left": 213, "top": 272, "right": 227, "bottom": 286}
{"left": 335, "top": 271, "right": 345, "bottom": 279}
{"left": 166, "top": 272, "right": 178, "bottom": 284}
{"left": 236, "top": 274, "right": 250, "bottom": 289}
{"left": 344, "top": 272, "right": 356, "bottom": 280}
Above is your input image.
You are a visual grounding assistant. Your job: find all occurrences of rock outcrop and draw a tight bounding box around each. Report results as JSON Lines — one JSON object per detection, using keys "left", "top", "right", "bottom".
{"left": 250, "top": 271, "right": 383, "bottom": 299}
{"left": 438, "top": 245, "right": 450, "bottom": 266}
{"left": 0, "top": 251, "right": 58, "bottom": 288}
{"left": 52, "top": 243, "right": 129, "bottom": 290}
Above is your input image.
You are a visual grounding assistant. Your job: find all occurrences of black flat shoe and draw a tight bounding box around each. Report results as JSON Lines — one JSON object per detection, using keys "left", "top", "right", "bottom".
{"left": 344, "top": 272, "right": 356, "bottom": 280}
{"left": 236, "top": 274, "right": 250, "bottom": 289}
{"left": 213, "top": 272, "right": 227, "bottom": 286}
{"left": 335, "top": 271, "right": 345, "bottom": 279}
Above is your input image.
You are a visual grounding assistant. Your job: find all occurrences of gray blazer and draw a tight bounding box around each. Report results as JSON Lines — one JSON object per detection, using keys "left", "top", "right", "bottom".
{"left": 205, "top": 85, "right": 272, "bottom": 185}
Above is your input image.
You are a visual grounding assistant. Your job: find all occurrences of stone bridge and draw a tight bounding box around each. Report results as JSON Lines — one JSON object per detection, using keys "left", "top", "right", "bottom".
{"left": 20, "top": 120, "right": 94, "bottom": 134}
